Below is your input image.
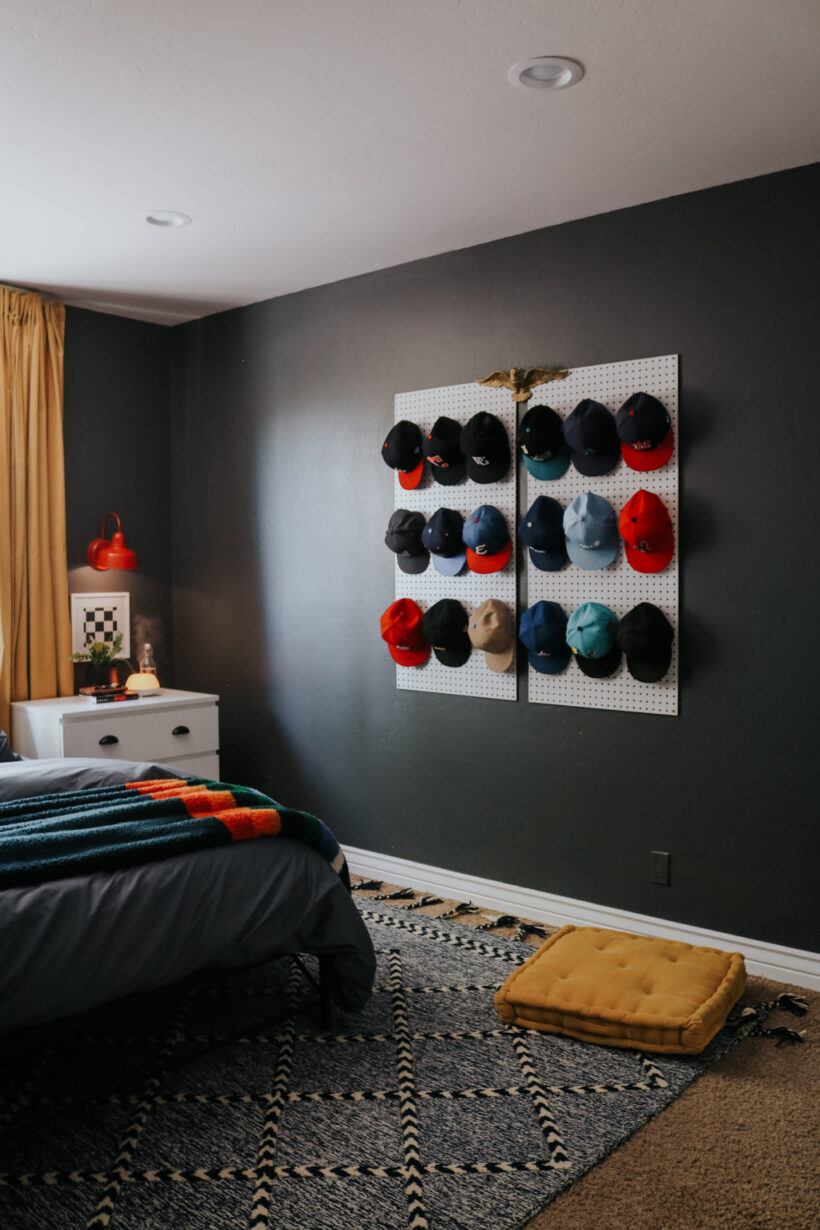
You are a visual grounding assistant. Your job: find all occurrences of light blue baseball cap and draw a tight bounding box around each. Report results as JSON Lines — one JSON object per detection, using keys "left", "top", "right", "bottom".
{"left": 566, "top": 603, "right": 622, "bottom": 678}
{"left": 562, "top": 492, "right": 619, "bottom": 569}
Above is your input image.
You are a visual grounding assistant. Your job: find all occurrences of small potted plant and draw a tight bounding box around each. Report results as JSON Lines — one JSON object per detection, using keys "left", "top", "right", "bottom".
{"left": 71, "top": 632, "right": 128, "bottom": 688}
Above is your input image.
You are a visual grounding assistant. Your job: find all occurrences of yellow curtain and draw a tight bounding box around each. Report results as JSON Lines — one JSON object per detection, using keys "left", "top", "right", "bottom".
{"left": 0, "top": 287, "right": 73, "bottom": 733}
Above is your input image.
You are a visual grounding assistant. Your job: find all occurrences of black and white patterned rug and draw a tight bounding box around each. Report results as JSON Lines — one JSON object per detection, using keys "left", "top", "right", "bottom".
{"left": 0, "top": 903, "right": 762, "bottom": 1230}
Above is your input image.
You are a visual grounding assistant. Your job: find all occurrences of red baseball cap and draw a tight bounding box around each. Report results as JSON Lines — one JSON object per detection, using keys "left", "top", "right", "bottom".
{"left": 380, "top": 598, "right": 430, "bottom": 666}
{"left": 619, "top": 490, "right": 674, "bottom": 573}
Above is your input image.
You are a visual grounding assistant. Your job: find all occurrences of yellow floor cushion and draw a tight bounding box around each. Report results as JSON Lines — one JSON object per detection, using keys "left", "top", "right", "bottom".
{"left": 495, "top": 925, "right": 746, "bottom": 1055}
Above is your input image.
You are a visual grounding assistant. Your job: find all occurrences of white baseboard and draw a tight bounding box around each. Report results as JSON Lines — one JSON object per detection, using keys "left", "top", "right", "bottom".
{"left": 344, "top": 845, "right": 820, "bottom": 992}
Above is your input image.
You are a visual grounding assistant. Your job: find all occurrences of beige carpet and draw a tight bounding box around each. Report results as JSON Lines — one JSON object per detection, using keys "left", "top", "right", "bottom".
{"left": 351, "top": 879, "right": 819, "bottom": 1230}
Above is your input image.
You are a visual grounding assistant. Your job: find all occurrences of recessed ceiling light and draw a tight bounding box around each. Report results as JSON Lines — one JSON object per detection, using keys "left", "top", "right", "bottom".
{"left": 144, "top": 210, "right": 192, "bottom": 228}
{"left": 507, "top": 56, "right": 584, "bottom": 91}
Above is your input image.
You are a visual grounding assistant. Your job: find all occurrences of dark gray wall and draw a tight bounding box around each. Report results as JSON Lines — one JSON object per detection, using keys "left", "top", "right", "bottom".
{"left": 170, "top": 164, "right": 819, "bottom": 952}
{"left": 64, "top": 308, "right": 174, "bottom": 682}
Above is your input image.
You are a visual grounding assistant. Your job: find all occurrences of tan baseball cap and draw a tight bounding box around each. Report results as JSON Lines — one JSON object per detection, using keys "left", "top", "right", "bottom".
{"left": 467, "top": 599, "right": 515, "bottom": 673}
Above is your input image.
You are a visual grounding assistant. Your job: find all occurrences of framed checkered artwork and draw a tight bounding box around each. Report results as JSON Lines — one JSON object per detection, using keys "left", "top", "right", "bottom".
{"left": 70, "top": 592, "right": 131, "bottom": 658}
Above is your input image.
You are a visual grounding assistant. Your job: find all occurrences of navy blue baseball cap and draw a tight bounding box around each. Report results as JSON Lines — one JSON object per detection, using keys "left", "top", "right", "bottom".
{"left": 463, "top": 505, "right": 512, "bottom": 574}
{"left": 563, "top": 399, "right": 619, "bottom": 476}
{"left": 421, "top": 508, "right": 467, "bottom": 576}
{"left": 519, "top": 602, "right": 571, "bottom": 675}
{"left": 422, "top": 416, "right": 466, "bottom": 486}
{"left": 518, "top": 404, "right": 571, "bottom": 480}
{"left": 517, "top": 496, "right": 568, "bottom": 571}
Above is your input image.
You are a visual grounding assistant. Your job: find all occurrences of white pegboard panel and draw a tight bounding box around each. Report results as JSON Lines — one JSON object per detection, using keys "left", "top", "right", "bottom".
{"left": 391, "top": 383, "right": 517, "bottom": 700}
{"left": 524, "top": 354, "right": 679, "bottom": 716}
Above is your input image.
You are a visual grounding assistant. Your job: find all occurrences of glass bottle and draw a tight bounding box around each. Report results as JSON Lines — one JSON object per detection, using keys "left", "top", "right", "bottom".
{"left": 140, "top": 643, "right": 157, "bottom": 675}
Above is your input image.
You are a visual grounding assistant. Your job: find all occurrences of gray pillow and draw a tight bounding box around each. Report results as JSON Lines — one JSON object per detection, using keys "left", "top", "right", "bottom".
{"left": 0, "top": 758, "right": 185, "bottom": 802}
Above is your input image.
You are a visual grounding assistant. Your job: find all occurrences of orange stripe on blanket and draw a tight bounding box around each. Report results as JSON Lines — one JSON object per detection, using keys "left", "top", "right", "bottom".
{"left": 126, "top": 781, "right": 237, "bottom": 817}
{"left": 126, "top": 779, "right": 188, "bottom": 794}
{"left": 218, "top": 809, "right": 281, "bottom": 841}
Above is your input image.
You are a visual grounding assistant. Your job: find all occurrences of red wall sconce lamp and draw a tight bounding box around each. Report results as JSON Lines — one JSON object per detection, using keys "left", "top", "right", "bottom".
{"left": 87, "top": 512, "right": 139, "bottom": 571}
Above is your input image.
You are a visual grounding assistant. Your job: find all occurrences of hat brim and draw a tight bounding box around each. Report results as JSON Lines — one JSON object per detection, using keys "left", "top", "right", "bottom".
{"left": 528, "top": 545, "right": 568, "bottom": 572}
{"left": 387, "top": 642, "right": 430, "bottom": 667}
{"left": 396, "top": 551, "right": 430, "bottom": 575}
{"left": 624, "top": 648, "right": 672, "bottom": 682}
{"left": 483, "top": 644, "right": 515, "bottom": 673}
{"left": 569, "top": 449, "right": 620, "bottom": 477}
{"left": 432, "top": 641, "right": 471, "bottom": 668}
{"left": 573, "top": 643, "right": 622, "bottom": 678}
{"left": 397, "top": 458, "right": 424, "bottom": 490}
{"left": 465, "top": 453, "right": 511, "bottom": 484}
{"left": 522, "top": 443, "right": 571, "bottom": 480}
{"left": 431, "top": 550, "right": 467, "bottom": 576}
{"left": 527, "top": 646, "right": 571, "bottom": 675}
{"left": 466, "top": 539, "right": 512, "bottom": 574}
{"left": 565, "top": 537, "right": 619, "bottom": 570}
{"left": 428, "top": 459, "right": 466, "bottom": 485}
{"left": 623, "top": 535, "right": 674, "bottom": 574}
{"left": 620, "top": 428, "right": 675, "bottom": 472}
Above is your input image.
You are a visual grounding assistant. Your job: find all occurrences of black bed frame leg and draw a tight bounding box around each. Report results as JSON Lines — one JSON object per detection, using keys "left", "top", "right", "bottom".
{"left": 318, "top": 956, "right": 333, "bottom": 1031}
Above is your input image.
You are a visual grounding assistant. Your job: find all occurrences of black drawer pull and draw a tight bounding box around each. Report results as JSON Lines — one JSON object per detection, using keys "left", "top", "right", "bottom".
{"left": 99, "top": 735, "right": 119, "bottom": 746}
{"left": 172, "top": 725, "right": 190, "bottom": 736}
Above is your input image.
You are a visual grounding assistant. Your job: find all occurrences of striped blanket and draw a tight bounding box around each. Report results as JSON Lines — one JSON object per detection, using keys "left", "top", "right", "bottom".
{"left": 0, "top": 778, "right": 349, "bottom": 890}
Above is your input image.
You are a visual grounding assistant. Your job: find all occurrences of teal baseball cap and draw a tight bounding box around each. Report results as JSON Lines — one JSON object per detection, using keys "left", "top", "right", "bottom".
{"left": 566, "top": 603, "right": 622, "bottom": 678}
{"left": 563, "top": 492, "right": 619, "bottom": 570}
{"left": 518, "top": 404, "right": 571, "bottom": 480}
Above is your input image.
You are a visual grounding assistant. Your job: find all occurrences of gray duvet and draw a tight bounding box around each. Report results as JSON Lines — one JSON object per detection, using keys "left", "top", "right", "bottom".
{"left": 0, "top": 759, "right": 375, "bottom": 1034}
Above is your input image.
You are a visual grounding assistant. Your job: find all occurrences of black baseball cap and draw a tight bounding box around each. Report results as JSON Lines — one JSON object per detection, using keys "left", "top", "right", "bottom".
{"left": 460, "top": 412, "right": 511, "bottom": 484}
{"left": 616, "top": 603, "right": 674, "bottom": 682}
{"left": 422, "top": 599, "right": 471, "bottom": 667}
{"left": 421, "top": 508, "right": 467, "bottom": 575}
{"left": 517, "top": 496, "right": 568, "bottom": 571}
{"left": 563, "top": 399, "right": 619, "bottom": 477}
{"left": 422, "top": 416, "right": 466, "bottom": 486}
{"left": 518, "top": 404, "right": 571, "bottom": 480}
{"left": 382, "top": 420, "right": 424, "bottom": 489}
{"left": 385, "top": 509, "right": 429, "bottom": 575}
{"left": 615, "top": 393, "right": 674, "bottom": 472}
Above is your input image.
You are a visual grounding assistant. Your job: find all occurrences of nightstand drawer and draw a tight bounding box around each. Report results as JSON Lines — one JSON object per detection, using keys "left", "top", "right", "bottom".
{"left": 62, "top": 703, "right": 219, "bottom": 762}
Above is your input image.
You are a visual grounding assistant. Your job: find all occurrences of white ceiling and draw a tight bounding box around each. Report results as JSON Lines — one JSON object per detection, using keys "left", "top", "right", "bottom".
{"left": 2, "top": 0, "right": 818, "bottom": 325}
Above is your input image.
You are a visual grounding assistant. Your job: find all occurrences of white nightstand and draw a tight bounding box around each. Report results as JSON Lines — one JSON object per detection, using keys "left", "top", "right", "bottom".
{"left": 10, "top": 689, "right": 220, "bottom": 778}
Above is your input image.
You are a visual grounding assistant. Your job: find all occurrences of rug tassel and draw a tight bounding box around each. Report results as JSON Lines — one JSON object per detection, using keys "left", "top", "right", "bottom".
{"left": 762, "top": 1026, "right": 806, "bottom": 1046}
{"left": 406, "top": 895, "right": 444, "bottom": 910}
{"left": 353, "top": 879, "right": 383, "bottom": 892}
{"left": 775, "top": 993, "right": 809, "bottom": 1017}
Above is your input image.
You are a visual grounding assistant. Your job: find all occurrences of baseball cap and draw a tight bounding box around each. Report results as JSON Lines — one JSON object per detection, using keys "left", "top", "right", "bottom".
{"left": 382, "top": 420, "right": 424, "bottom": 489}
{"left": 384, "top": 509, "right": 429, "bottom": 575}
{"left": 563, "top": 492, "right": 619, "bottom": 570}
{"left": 467, "top": 599, "right": 515, "bottom": 673}
{"left": 617, "top": 603, "right": 674, "bottom": 682}
{"left": 460, "top": 413, "right": 511, "bottom": 484}
{"left": 462, "top": 505, "right": 512, "bottom": 574}
{"left": 517, "top": 496, "right": 568, "bottom": 571}
{"left": 615, "top": 393, "right": 674, "bottom": 472}
{"left": 563, "top": 399, "right": 620, "bottom": 476}
{"left": 421, "top": 508, "right": 467, "bottom": 576}
{"left": 422, "top": 599, "right": 471, "bottom": 667}
{"left": 422, "top": 416, "right": 466, "bottom": 486}
{"left": 518, "top": 404, "right": 571, "bottom": 480}
{"left": 566, "top": 602, "right": 622, "bottom": 678}
{"left": 519, "top": 602, "right": 571, "bottom": 674}
{"left": 618, "top": 489, "right": 674, "bottom": 573}
{"left": 380, "top": 598, "right": 430, "bottom": 667}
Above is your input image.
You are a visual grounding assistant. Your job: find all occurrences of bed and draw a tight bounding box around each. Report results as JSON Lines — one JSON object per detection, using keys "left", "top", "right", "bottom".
{"left": 0, "top": 756, "right": 376, "bottom": 1037}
